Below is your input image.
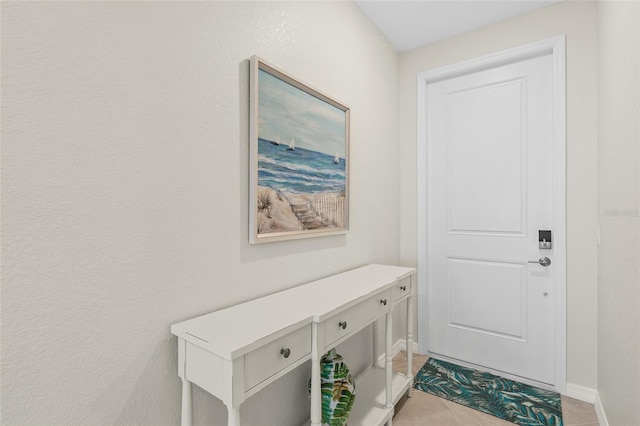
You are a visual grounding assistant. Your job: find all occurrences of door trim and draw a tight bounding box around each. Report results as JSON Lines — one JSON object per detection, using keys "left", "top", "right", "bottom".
{"left": 416, "top": 36, "right": 566, "bottom": 392}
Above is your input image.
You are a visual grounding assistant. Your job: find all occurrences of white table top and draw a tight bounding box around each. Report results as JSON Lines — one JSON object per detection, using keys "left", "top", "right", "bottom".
{"left": 171, "top": 264, "right": 415, "bottom": 360}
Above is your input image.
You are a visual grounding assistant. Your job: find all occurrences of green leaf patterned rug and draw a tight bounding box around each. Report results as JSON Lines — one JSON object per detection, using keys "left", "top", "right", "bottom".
{"left": 413, "top": 358, "right": 563, "bottom": 426}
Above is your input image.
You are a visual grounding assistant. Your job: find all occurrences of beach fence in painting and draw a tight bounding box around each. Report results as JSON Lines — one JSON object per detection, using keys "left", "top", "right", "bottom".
{"left": 311, "top": 194, "right": 345, "bottom": 228}
{"left": 285, "top": 192, "right": 346, "bottom": 230}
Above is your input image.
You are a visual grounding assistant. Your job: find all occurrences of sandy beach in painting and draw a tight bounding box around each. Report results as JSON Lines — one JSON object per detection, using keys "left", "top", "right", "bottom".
{"left": 256, "top": 186, "right": 346, "bottom": 234}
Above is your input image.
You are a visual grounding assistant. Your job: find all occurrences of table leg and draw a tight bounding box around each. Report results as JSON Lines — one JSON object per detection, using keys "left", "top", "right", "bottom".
{"left": 181, "top": 378, "right": 193, "bottom": 426}
{"left": 385, "top": 311, "right": 393, "bottom": 409}
{"left": 372, "top": 319, "right": 379, "bottom": 367}
{"left": 311, "top": 322, "right": 321, "bottom": 426}
{"left": 406, "top": 293, "right": 414, "bottom": 397}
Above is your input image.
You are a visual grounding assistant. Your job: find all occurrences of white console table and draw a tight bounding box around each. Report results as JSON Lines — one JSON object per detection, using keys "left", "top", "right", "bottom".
{"left": 171, "top": 264, "right": 416, "bottom": 426}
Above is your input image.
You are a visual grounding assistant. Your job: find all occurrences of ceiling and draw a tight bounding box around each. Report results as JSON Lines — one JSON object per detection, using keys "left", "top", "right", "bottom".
{"left": 354, "top": 0, "right": 562, "bottom": 52}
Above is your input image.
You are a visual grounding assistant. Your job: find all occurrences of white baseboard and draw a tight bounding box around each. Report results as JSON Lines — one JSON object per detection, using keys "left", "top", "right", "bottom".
{"left": 565, "top": 383, "right": 609, "bottom": 426}
{"left": 565, "top": 383, "right": 597, "bottom": 403}
{"left": 393, "top": 338, "right": 420, "bottom": 356}
{"left": 376, "top": 339, "right": 421, "bottom": 367}
{"left": 593, "top": 392, "right": 609, "bottom": 426}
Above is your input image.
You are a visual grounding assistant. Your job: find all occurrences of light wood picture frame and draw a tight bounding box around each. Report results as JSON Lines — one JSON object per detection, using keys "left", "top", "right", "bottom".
{"left": 249, "top": 56, "right": 350, "bottom": 244}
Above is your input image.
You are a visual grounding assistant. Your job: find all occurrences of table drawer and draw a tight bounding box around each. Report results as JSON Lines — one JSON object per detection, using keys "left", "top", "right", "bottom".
{"left": 244, "top": 324, "right": 311, "bottom": 391}
{"left": 324, "top": 290, "right": 391, "bottom": 348}
{"left": 392, "top": 276, "right": 412, "bottom": 303}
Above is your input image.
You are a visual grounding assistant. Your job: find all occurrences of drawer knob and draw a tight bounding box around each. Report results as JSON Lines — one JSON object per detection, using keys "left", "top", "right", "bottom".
{"left": 280, "top": 348, "right": 291, "bottom": 359}
{"left": 400, "top": 285, "right": 407, "bottom": 291}
{"left": 338, "top": 321, "right": 348, "bottom": 330}
{"left": 380, "top": 299, "right": 388, "bottom": 306}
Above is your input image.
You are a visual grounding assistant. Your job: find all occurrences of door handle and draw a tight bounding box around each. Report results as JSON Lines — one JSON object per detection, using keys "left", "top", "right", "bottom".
{"left": 528, "top": 257, "right": 551, "bottom": 267}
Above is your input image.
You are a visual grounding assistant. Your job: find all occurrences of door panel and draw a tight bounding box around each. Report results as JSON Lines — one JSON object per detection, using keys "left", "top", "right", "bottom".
{"left": 448, "top": 79, "right": 526, "bottom": 235}
{"left": 427, "top": 54, "right": 555, "bottom": 385}
{"left": 447, "top": 258, "right": 527, "bottom": 340}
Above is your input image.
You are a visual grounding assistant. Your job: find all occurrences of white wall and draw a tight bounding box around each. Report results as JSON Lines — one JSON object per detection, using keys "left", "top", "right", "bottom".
{"left": 597, "top": 1, "right": 640, "bottom": 424}
{"left": 0, "top": 2, "right": 400, "bottom": 424}
{"left": 399, "top": 1, "right": 599, "bottom": 390}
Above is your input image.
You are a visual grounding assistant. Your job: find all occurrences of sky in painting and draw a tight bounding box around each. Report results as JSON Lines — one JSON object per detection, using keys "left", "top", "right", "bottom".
{"left": 258, "top": 69, "right": 347, "bottom": 157}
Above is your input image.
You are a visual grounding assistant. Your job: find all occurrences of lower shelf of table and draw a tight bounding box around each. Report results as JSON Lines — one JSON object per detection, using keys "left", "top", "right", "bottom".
{"left": 304, "top": 367, "right": 413, "bottom": 426}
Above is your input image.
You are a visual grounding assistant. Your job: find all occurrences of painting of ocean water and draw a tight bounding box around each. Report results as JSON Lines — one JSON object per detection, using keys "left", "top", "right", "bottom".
{"left": 250, "top": 57, "right": 349, "bottom": 242}
{"left": 258, "top": 138, "right": 345, "bottom": 194}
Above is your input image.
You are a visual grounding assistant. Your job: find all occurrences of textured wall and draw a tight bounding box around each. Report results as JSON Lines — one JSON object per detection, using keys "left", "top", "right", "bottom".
{"left": 597, "top": 1, "right": 640, "bottom": 424}
{"left": 398, "top": 1, "right": 599, "bottom": 390}
{"left": 0, "top": 2, "right": 399, "bottom": 425}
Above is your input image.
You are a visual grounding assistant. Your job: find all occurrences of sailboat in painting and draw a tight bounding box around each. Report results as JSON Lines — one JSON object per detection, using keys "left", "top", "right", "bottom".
{"left": 334, "top": 153, "right": 340, "bottom": 164}
{"left": 271, "top": 135, "right": 281, "bottom": 146}
{"left": 287, "top": 138, "right": 295, "bottom": 151}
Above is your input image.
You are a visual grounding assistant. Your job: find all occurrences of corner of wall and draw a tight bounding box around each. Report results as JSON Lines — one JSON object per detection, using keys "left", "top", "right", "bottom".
{"left": 593, "top": 392, "right": 610, "bottom": 426}
{"left": 565, "top": 383, "right": 611, "bottom": 426}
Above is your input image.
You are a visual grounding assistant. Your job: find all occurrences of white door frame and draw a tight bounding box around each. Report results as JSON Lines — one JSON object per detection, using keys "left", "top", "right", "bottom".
{"left": 416, "top": 36, "right": 567, "bottom": 393}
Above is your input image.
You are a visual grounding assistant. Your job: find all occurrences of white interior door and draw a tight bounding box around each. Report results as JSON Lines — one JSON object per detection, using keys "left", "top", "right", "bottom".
{"left": 426, "top": 53, "right": 557, "bottom": 385}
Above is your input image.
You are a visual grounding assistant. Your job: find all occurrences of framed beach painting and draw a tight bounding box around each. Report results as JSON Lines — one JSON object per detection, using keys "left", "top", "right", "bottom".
{"left": 249, "top": 56, "right": 350, "bottom": 244}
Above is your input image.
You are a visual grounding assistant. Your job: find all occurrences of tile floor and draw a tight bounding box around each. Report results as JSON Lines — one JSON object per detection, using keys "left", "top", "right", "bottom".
{"left": 392, "top": 351, "right": 600, "bottom": 426}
